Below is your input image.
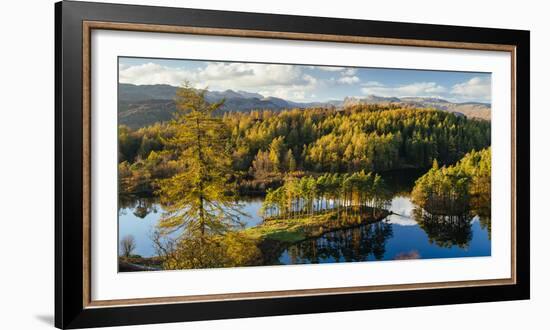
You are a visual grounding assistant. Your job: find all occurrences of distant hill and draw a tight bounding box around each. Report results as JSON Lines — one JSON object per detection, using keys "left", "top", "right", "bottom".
{"left": 119, "top": 84, "right": 178, "bottom": 102}
{"left": 343, "top": 96, "right": 491, "bottom": 121}
{"left": 119, "top": 83, "right": 327, "bottom": 108}
{"left": 118, "top": 83, "right": 491, "bottom": 128}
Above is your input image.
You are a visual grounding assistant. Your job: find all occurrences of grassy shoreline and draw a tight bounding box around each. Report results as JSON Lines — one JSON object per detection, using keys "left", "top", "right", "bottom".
{"left": 243, "top": 207, "right": 390, "bottom": 243}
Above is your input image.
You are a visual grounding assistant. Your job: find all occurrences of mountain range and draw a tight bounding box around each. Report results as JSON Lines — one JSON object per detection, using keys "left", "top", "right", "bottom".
{"left": 119, "top": 83, "right": 491, "bottom": 128}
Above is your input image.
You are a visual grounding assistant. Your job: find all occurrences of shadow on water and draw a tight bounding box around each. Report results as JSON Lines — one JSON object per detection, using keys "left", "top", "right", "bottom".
{"left": 278, "top": 221, "right": 394, "bottom": 265}
{"left": 412, "top": 208, "right": 473, "bottom": 249}
{"left": 380, "top": 168, "right": 429, "bottom": 195}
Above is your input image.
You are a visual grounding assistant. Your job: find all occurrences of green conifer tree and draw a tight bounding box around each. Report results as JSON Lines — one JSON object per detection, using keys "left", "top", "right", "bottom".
{"left": 157, "top": 84, "right": 242, "bottom": 238}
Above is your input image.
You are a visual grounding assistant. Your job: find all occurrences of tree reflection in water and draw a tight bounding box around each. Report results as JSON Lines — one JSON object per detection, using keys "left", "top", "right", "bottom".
{"left": 118, "top": 195, "right": 158, "bottom": 219}
{"left": 478, "top": 215, "right": 491, "bottom": 240}
{"left": 412, "top": 208, "right": 473, "bottom": 249}
{"left": 283, "top": 221, "right": 393, "bottom": 264}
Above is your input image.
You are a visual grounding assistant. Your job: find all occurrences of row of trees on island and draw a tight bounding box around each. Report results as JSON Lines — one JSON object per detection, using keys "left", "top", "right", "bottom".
{"left": 261, "top": 171, "right": 390, "bottom": 219}
{"left": 411, "top": 148, "right": 491, "bottom": 216}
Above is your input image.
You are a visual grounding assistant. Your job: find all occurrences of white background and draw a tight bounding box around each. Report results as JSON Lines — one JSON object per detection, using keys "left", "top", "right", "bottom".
{"left": 0, "top": 0, "right": 546, "bottom": 329}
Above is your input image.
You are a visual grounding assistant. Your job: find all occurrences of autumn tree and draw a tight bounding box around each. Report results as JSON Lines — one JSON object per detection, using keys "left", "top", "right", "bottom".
{"left": 261, "top": 171, "right": 389, "bottom": 219}
{"left": 250, "top": 150, "right": 274, "bottom": 178}
{"left": 285, "top": 149, "right": 297, "bottom": 172}
{"left": 156, "top": 84, "right": 243, "bottom": 238}
{"left": 153, "top": 231, "right": 261, "bottom": 270}
{"left": 411, "top": 148, "right": 491, "bottom": 216}
{"left": 268, "top": 136, "right": 285, "bottom": 173}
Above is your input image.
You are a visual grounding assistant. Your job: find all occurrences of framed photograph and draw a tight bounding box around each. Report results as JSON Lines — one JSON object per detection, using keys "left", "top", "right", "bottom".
{"left": 55, "top": 1, "right": 530, "bottom": 328}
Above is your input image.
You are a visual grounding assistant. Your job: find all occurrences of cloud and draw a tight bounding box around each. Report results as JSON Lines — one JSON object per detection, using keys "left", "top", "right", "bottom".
{"left": 317, "top": 67, "right": 357, "bottom": 76}
{"left": 120, "top": 62, "right": 319, "bottom": 101}
{"left": 451, "top": 77, "right": 491, "bottom": 102}
{"left": 119, "top": 61, "right": 491, "bottom": 103}
{"left": 341, "top": 68, "right": 357, "bottom": 76}
{"left": 338, "top": 76, "right": 360, "bottom": 85}
{"left": 259, "top": 74, "right": 319, "bottom": 101}
{"left": 197, "top": 62, "right": 255, "bottom": 80}
{"left": 318, "top": 66, "right": 346, "bottom": 72}
{"left": 335, "top": 68, "right": 360, "bottom": 85}
{"left": 362, "top": 81, "right": 383, "bottom": 87}
{"left": 197, "top": 62, "right": 307, "bottom": 89}
{"left": 119, "top": 62, "right": 197, "bottom": 86}
{"left": 361, "top": 81, "right": 447, "bottom": 97}
{"left": 261, "top": 74, "right": 319, "bottom": 100}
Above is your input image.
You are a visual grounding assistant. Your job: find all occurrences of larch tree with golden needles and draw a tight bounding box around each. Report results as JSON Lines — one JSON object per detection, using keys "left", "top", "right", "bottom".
{"left": 156, "top": 84, "right": 244, "bottom": 239}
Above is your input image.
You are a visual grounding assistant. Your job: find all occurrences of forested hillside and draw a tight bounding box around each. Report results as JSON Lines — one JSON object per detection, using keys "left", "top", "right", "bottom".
{"left": 118, "top": 105, "right": 490, "bottom": 195}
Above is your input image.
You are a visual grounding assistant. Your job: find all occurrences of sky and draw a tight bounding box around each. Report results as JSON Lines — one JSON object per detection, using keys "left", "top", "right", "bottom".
{"left": 119, "top": 57, "right": 491, "bottom": 104}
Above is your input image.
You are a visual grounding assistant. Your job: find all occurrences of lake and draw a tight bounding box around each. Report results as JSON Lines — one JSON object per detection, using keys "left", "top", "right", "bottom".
{"left": 277, "top": 196, "right": 490, "bottom": 264}
{"left": 118, "top": 170, "right": 491, "bottom": 264}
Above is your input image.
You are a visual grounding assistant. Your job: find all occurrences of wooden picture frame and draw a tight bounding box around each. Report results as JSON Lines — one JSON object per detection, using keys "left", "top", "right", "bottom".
{"left": 55, "top": 1, "right": 530, "bottom": 328}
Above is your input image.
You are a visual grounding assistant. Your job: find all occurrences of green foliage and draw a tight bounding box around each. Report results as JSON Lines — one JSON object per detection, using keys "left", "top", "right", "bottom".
{"left": 223, "top": 107, "right": 490, "bottom": 174}
{"left": 411, "top": 148, "right": 491, "bottom": 215}
{"left": 158, "top": 232, "right": 262, "bottom": 270}
{"left": 285, "top": 149, "right": 297, "bottom": 172}
{"left": 155, "top": 84, "right": 243, "bottom": 236}
{"left": 149, "top": 85, "right": 265, "bottom": 270}
{"left": 119, "top": 106, "right": 491, "bottom": 194}
{"left": 243, "top": 208, "right": 390, "bottom": 244}
{"left": 261, "top": 171, "right": 389, "bottom": 219}
{"left": 268, "top": 136, "right": 285, "bottom": 173}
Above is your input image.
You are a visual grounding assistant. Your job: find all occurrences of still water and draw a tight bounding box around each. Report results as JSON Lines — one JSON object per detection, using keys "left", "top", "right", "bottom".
{"left": 119, "top": 193, "right": 491, "bottom": 263}
{"left": 118, "top": 197, "right": 264, "bottom": 258}
{"left": 277, "top": 196, "right": 490, "bottom": 264}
